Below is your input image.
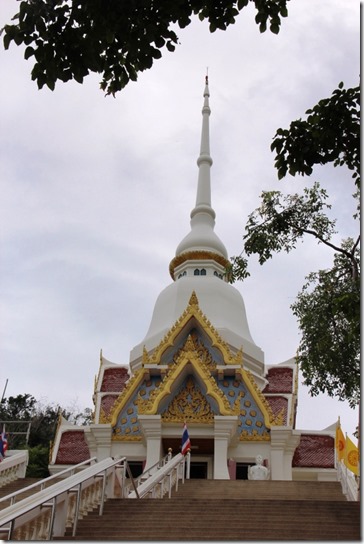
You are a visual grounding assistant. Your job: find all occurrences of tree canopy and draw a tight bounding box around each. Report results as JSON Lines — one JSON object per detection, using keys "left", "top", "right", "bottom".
{"left": 230, "top": 82, "right": 360, "bottom": 408}
{"left": 0, "top": 394, "right": 92, "bottom": 476}
{"left": 2, "top": 0, "right": 289, "bottom": 95}
{"left": 291, "top": 243, "right": 360, "bottom": 407}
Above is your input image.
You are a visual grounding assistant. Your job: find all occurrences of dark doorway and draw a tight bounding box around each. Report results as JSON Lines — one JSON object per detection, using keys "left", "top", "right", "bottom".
{"left": 189, "top": 461, "right": 208, "bottom": 479}
{"left": 127, "top": 461, "right": 143, "bottom": 478}
{"left": 236, "top": 462, "right": 253, "bottom": 480}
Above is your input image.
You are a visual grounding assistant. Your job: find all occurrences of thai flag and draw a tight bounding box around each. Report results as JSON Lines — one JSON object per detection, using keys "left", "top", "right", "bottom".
{"left": 0, "top": 427, "right": 8, "bottom": 460}
{"left": 181, "top": 422, "right": 191, "bottom": 455}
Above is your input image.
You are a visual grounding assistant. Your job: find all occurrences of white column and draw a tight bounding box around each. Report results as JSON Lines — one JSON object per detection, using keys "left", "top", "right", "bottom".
{"left": 283, "top": 431, "right": 301, "bottom": 480}
{"left": 138, "top": 415, "right": 163, "bottom": 470}
{"left": 270, "top": 428, "right": 300, "bottom": 480}
{"left": 85, "top": 424, "right": 112, "bottom": 461}
{"left": 214, "top": 416, "right": 238, "bottom": 480}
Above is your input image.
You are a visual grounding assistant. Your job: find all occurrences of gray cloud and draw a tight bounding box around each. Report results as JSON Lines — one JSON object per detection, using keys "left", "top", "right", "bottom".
{"left": 0, "top": 0, "right": 359, "bottom": 437}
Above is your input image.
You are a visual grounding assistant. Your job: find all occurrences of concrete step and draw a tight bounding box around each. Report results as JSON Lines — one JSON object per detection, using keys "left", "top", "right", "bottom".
{"left": 58, "top": 496, "right": 360, "bottom": 541}
{"left": 170, "top": 478, "right": 346, "bottom": 500}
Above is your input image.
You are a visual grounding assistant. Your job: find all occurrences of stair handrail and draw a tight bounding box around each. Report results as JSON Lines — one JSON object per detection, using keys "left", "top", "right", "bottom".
{"left": 120, "top": 460, "right": 140, "bottom": 499}
{"left": 121, "top": 451, "right": 172, "bottom": 497}
{"left": 0, "top": 456, "right": 97, "bottom": 507}
{"left": 128, "top": 452, "right": 186, "bottom": 499}
{"left": 0, "top": 456, "right": 125, "bottom": 540}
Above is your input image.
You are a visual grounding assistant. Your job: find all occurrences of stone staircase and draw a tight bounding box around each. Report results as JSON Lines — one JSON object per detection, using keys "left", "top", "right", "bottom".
{"left": 58, "top": 479, "right": 361, "bottom": 541}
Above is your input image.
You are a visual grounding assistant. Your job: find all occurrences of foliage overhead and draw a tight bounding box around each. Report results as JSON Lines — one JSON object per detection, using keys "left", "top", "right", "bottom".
{"left": 271, "top": 82, "right": 360, "bottom": 187}
{"left": 230, "top": 81, "right": 360, "bottom": 407}
{"left": 292, "top": 243, "right": 360, "bottom": 408}
{"left": 2, "top": 0, "right": 289, "bottom": 95}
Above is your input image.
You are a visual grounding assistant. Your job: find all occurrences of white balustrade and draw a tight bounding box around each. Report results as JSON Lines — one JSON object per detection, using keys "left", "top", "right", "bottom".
{"left": 0, "top": 451, "right": 28, "bottom": 488}
{"left": 336, "top": 460, "right": 359, "bottom": 501}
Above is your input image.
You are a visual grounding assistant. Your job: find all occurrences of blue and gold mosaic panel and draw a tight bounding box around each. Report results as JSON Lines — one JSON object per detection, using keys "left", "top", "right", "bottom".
{"left": 217, "top": 376, "right": 270, "bottom": 437}
{"left": 113, "top": 376, "right": 161, "bottom": 438}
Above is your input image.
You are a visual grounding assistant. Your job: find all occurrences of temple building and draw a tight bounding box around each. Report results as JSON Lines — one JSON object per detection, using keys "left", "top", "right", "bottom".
{"left": 49, "top": 78, "right": 336, "bottom": 481}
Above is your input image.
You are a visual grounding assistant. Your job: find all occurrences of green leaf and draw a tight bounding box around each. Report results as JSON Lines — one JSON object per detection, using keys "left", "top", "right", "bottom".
{"left": 237, "top": 0, "right": 249, "bottom": 9}
{"left": 13, "top": 30, "right": 24, "bottom": 46}
{"left": 46, "top": 78, "right": 55, "bottom": 91}
{"left": 166, "top": 41, "right": 175, "bottom": 52}
{"left": 3, "top": 32, "right": 12, "bottom": 50}
{"left": 259, "top": 22, "right": 267, "bottom": 33}
{"left": 24, "top": 45, "right": 35, "bottom": 59}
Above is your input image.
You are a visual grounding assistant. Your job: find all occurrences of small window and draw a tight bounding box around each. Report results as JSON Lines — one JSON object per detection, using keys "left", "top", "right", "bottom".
{"left": 194, "top": 269, "right": 200, "bottom": 276}
{"left": 201, "top": 269, "right": 206, "bottom": 276}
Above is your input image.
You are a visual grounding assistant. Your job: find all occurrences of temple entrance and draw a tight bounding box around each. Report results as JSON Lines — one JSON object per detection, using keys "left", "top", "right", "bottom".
{"left": 189, "top": 461, "right": 208, "bottom": 479}
{"left": 236, "top": 462, "right": 254, "bottom": 480}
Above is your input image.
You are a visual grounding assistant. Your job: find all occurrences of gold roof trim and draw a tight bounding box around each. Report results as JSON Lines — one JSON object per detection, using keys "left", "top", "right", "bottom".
{"left": 94, "top": 348, "right": 104, "bottom": 394}
{"left": 169, "top": 250, "right": 230, "bottom": 279}
{"left": 290, "top": 357, "right": 299, "bottom": 426}
{"left": 143, "top": 291, "right": 243, "bottom": 366}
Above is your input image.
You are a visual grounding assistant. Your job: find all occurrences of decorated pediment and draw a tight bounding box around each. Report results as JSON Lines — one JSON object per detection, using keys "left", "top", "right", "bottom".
{"left": 102, "top": 292, "right": 282, "bottom": 442}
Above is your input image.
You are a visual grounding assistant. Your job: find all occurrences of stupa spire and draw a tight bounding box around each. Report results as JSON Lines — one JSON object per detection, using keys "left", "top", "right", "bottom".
{"left": 191, "top": 74, "right": 215, "bottom": 221}
{"left": 170, "top": 77, "right": 229, "bottom": 281}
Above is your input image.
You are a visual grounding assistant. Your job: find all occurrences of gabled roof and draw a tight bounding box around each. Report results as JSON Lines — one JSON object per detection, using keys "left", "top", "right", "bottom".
{"left": 101, "top": 367, "right": 130, "bottom": 392}
{"left": 263, "top": 367, "right": 294, "bottom": 394}
{"left": 293, "top": 434, "right": 335, "bottom": 468}
{"left": 54, "top": 430, "right": 90, "bottom": 465}
{"left": 97, "top": 293, "right": 285, "bottom": 441}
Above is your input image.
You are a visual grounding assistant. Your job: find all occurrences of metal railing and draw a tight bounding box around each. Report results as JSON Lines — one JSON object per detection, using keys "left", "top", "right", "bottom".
{"left": 0, "top": 456, "right": 125, "bottom": 540}
{"left": 0, "top": 456, "right": 97, "bottom": 507}
{"left": 120, "top": 450, "right": 174, "bottom": 498}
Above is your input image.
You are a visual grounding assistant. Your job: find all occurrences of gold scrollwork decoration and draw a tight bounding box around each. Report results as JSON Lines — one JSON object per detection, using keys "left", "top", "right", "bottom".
{"left": 162, "top": 377, "right": 214, "bottom": 423}
{"left": 239, "top": 429, "right": 270, "bottom": 442}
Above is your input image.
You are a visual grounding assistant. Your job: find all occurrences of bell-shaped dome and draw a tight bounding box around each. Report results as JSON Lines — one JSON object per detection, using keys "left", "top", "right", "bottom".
{"left": 130, "top": 277, "right": 264, "bottom": 371}
{"left": 175, "top": 208, "right": 228, "bottom": 259}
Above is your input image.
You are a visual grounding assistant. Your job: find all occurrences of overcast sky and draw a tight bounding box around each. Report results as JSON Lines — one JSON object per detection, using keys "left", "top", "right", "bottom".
{"left": 0, "top": 1, "right": 360, "bottom": 441}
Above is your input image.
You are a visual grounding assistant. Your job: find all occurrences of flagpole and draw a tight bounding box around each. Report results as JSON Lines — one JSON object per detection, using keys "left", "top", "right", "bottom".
{"left": 345, "top": 432, "right": 348, "bottom": 495}
{"left": 357, "top": 400, "right": 360, "bottom": 500}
